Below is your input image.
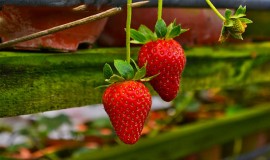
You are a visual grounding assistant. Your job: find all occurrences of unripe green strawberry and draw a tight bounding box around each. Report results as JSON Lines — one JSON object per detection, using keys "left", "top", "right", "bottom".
{"left": 138, "top": 39, "right": 186, "bottom": 102}
{"left": 229, "top": 18, "right": 246, "bottom": 34}
{"left": 102, "top": 80, "right": 151, "bottom": 144}
{"left": 219, "top": 5, "right": 252, "bottom": 42}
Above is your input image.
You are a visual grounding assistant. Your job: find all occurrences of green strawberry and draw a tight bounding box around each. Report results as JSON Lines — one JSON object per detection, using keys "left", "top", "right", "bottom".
{"left": 219, "top": 5, "right": 253, "bottom": 42}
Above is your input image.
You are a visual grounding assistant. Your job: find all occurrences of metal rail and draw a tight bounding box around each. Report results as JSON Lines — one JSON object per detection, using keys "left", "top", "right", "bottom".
{"left": 0, "top": 0, "right": 270, "bottom": 10}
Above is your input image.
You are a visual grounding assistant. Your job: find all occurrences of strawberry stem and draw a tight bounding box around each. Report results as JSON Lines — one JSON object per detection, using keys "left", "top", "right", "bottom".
{"left": 158, "top": 0, "right": 163, "bottom": 20}
{"left": 126, "top": 0, "right": 132, "bottom": 64}
{"left": 206, "top": 0, "right": 226, "bottom": 21}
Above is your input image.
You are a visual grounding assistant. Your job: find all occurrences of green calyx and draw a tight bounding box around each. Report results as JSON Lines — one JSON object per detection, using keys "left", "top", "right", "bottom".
{"left": 102, "top": 59, "right": 158, "bottom": 84}
{"left": 130, "top": 19, "right": 188, "bottom": 44}
{"left": 219, "top": 5, "right": 253, "bottom": 42}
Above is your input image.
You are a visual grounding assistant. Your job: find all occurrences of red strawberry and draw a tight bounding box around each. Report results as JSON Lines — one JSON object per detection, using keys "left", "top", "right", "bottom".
{"left": 138, "top": 39, "right": 186, "bottom": 101}
{"left": 130, "top": 19, "right": 188, "bottom": 101}
{"left": 102, "top": 80, "right": 151, "bottom": 144}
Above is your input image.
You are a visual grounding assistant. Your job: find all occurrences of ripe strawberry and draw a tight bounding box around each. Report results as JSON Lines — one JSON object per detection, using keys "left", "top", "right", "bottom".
{"left": 138, "top": 39, "right": 185, "bottom": 102}
{"left": 131, "top": 19, "right": 188, "bottom": 102}
{"left": 102, "top": 80, "right": 151, "bottom": 144}
{"left": 101, "top": 60, "right": 154, "bottom": 144}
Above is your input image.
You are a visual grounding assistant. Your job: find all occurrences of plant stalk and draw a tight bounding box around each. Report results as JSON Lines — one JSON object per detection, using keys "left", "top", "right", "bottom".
{"left": 158, "top": 0, "right": 163, "bottom": 20}
{"left": 126, "top": 0, "right": 132, "bottom": 63}
{"left": 206, "top": 0, "right": 226, "bottom": 21}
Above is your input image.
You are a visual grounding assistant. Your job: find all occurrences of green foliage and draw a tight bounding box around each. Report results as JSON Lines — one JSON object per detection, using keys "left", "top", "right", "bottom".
{"left": 103, "top": 63, "right": 113, "bottom": 79}
{"left": 105, "top": 74, "right": 125, "bottom": 83}
{"left": 155, "top": 19, "right": 167, "bottom": 38}
{"left": 138, "top": 25, "right": 156, "bottom": 40}
{"left": 130, "top": 29, "right": 148, "bottom": 44}
{"left": 102, "top": 59, "right": 158, "bottom": 86}
{"left": 133, "top": 64, "right": 146, "bottom": 81}
{"left": 114, "top": 60, "right": 134, "bottom": 80}
{"left": 130, "top": 18, "right": 188, "bottom": 44}
{"left": 239, "top": 18, "right": 253, "bottom": 24}
{"left": 224, "top": 9, "right": 232, "bottom": 19}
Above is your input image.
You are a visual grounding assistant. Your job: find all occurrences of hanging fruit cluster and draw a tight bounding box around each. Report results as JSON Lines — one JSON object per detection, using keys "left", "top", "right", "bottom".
{"left": 101, "top": 0, "right": 252, "bottom": 144}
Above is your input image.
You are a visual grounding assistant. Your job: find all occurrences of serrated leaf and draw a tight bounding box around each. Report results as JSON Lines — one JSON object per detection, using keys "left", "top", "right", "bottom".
{"left": 133, "top": 64, "right": 146, "bottom": 81}
{"left": 105, "top": 74, "right": 125, "bottom": 83}
{"left": 225, "top": 9, "right": 232, "bottom": 20}
{"left": 224, "top": 19, "right": 234, "bottom": 27}
{"left": 138, "top": 25, "right": 156, "bottom": 40}
{"left": 230, "top": 14, "right": 246, "bottom": 18}
{"left": 130, "top": 29, "right": 147, "bottom": 43}
{"left": 168, "top": 25, "right": 181, "bottom": 38}
{"left": 235, "top": 5, "right": 246, "bottom": 15}
{"left": 231, "top": 33, "right": 243, "bottom": 40}
{"left": 155, "top": 19, "right": 167, "bottom": 38}
{"left": 103, "top": 63, "right": 113, "bottom": 79}
{"left": 114, "top": 60, "right": 134, "bottom": 80}
{"left": 239, "top": 18, "right": 253, "bottom": 24}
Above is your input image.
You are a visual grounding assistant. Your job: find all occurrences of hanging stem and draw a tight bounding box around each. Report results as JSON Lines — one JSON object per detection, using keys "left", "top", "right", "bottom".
{"left": 158, "top": 0, "right": 163, "bottom": 20}
{"left": 126, "top": 0, "right": 132, "bottom": 64}
{"left": 206, "top": 0, "right": 226, "bottom": 21}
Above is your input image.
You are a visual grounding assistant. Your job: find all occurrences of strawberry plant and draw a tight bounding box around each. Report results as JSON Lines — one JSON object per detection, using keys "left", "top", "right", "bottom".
{"left": 130, "top": 0, "right": 188, "bottom": 102}
{"left": 206, "top": 0, "right": 253, "bottom": 42}
{"left": 102, "top": 59, "right": 157, "bottom": 144}
{"left": 100, "top": 0, "right": 254, "bottom": 144}
{"left": 100, "top": 0, "right": 157, "bottom": 144}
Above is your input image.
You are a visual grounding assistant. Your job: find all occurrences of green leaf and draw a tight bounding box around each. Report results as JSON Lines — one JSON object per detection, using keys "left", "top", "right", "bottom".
{"left": 168, "top": 25, "right": 181, "bottom": 38}
{"left": 140, "top": 73, "right": 159, "bottom": 82}
{"left": 225, "top": 9, "right": 232, "bottom": 20}
{"left": 235, "top": 5, "right": 246, "bottom": 15}
{"left": 180, "top": 28, "right": 189, "bottom": 34}
{"left": 133, "top": 63, "right": 146, "bottom": 80}
{"left": 130, "top": 40, "right": 145, "bottom": 44}
{"left": 130, "top": 29, "right": 147, "bottom": 43}
{"left": 166, "top": 20, "right": 182, "bottom": 39}
{"left": 105, "top": 74, "right": 125, "bottom": 83}
{"left": 131, "top": 58, "right": 140, "bottom": 70}
{"left": 103, "top": 63, "right": 113, "bottom": 79}
{"left": 155, "top": 19, "right": 167, "bottom": 38}
{"left": 138, "top": 25, "right": 156, "bottom": 40}
{"left": 230, "top": 14, "right": 246, "bottom": 18}
{"left": 95, "top": 85, "right": 110, "bottom": 89}
{"left": 239, "top": 18, "right": 253, "bottom": 24}
{"left": 114, "top": 60, "right": 134, "bottom": 80}
{"left": 166, "top": 23, "right": 174, "bottom": 36}
{"left": 230, "top": 33, "right": 243, "bottom": 40}
{"left": 224, "top": 19, "right": 234, "bottom": 27}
